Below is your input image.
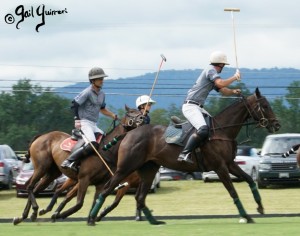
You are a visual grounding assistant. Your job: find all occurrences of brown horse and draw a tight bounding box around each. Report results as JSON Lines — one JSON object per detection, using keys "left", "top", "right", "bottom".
{"left": 88, "top": 88, "right": 281, "bottom": 225}
{"left": 13, "top": 105, "right": 145, "bottom": 225}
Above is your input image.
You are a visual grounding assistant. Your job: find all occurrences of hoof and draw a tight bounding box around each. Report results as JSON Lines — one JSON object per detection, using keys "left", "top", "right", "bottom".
{"left": 96, "top": 216, "right": 103, "bottom": 222}
{"left": 51, "top": 213, "right": 58, "bottom": 223}
{"left": 30, "top": 214, "right": 37, "bottom": 222}
{"left": 12, "top": 217, "right": 22, "bottom": 225}
{"left": 135, "top": 216, "right": 143, "bottom": 221}
{"left": 150, "top": 220, "right": 166, "bottom": 225}
{"left": 257, "top": 206, "right": 264, "bottom": 214}
{"left": 246, "top": 217, "right": 255, "bottom": 223}
{"left": 39, "top": 209, "right": 46, "bottom": 216}
{"left": 87, "top": 220, "right": 96, "bottom": 226}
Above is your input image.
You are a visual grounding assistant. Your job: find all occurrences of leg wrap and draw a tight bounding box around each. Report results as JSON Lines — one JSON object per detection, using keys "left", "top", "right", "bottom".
{"left": 234, "top": 198, "right": 247, "bottom": 218}
{"left": 249, "top": 182, "right": 261, "bottom": 203}
{"left": 90, "top": 194, "right": 104, "bottom": 218}
{"left": 142, "top": 207, "right": 158, "bottom": 224}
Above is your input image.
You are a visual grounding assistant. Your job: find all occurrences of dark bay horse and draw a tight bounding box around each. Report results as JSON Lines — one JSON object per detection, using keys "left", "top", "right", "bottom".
{"left": 13, "top": 105, "right": 145, "bottom": 225}
{"left": 88, "top": 88, "right": 281, "bottom": 225}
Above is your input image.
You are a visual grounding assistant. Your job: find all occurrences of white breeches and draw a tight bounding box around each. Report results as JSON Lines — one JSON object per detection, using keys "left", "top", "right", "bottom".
{"left": 182, "top": 104, "right": 210, "bottom": 130}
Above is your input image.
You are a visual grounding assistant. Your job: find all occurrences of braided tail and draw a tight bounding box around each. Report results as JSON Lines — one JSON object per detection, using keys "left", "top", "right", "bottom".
{"left": 282, "top": 144, "right": 300, "bottom": 158}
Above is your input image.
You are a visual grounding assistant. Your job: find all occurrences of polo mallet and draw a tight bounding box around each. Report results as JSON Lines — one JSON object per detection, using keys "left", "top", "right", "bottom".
{"left": 224, "top": 8, "right": 240, "bottom": 74}
{"left": 142, "top": 54, "right": 167, "bottom": 116}
{"left": 79, "top": 130, "right": 128, "bottom": 190}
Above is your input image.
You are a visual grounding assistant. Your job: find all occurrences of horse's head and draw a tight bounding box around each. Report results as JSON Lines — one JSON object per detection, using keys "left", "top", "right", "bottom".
{"left": 121, "top": 105, "right": 145, "bottom": 130}
{"left": 247, "top": 88, "right": 281, "bottom": 133}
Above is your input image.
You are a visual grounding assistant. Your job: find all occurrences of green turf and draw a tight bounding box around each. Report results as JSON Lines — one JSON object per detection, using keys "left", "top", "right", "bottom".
{"left": 1, "top": 218, "right": 300, "bottom": 236}
{"left": 1, "top": 181, "right": 300, "bottom": 235}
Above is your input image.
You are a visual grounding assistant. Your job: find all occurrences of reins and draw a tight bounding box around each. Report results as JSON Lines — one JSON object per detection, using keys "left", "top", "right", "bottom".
{"left": 211, "top": 94, "right": 259, "bottom": 132}
{"left": 210, "top": 94, "right": 272, "bottom": 144}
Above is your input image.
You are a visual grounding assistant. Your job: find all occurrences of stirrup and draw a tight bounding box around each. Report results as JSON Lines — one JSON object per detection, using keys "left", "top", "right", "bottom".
{"left": 68, "top": 162, "right": 78, "bottom": 172}
{"left": 61, "top": 159, "right": 71, "bottom": 169}
{"left": 61, "top": 160, "right": 78, "bottom": 172}
{"left": 177, "top": 152, "right": 194, "bottom": 164}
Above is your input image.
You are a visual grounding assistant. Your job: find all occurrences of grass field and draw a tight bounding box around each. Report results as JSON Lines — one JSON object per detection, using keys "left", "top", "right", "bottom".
{"left": 1, "top": 218, "right": 300, "bottom": 236}
{"left": 1, "top": 181, "right": 300, "bottom": 235}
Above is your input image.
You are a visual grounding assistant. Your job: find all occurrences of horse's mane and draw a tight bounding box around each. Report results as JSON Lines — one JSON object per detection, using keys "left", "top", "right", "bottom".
{"left": 213, "top": 96, "right": 246, "bottom": 118}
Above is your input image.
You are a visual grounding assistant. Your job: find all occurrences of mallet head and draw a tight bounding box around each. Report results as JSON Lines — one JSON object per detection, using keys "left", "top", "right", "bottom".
{"left": 160, "top": 54, "right": 167, "bottom": 62}
{"left": 224, "top": 8, "right": 240, "bottom": 12}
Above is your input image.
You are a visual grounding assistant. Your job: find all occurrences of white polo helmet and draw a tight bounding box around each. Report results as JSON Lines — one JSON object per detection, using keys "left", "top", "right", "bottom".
{"left": 88, "top": 67, "right": 108, "bottom": 80}
{"left": 209, "top": 51, "right": 229, "bottom": 65}
{"left": 136, "top": 95, "right": 156, "bottom": 108}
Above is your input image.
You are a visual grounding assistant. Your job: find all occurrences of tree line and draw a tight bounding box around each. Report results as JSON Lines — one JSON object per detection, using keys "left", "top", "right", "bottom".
{"left": 0, "top": 79, "right": 299, "bottom": 151}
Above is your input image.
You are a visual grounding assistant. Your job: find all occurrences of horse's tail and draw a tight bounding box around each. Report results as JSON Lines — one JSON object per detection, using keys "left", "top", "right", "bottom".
{"left": 24, "top": 134, "right": 43, "bottom": 163}
{"left": 282, "top": 144, "right": 300, "bottom": 158}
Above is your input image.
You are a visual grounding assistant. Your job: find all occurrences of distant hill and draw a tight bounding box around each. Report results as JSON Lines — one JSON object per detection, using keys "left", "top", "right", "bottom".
{"left": 56, "top": 67, "right": 300, "bottom": 110}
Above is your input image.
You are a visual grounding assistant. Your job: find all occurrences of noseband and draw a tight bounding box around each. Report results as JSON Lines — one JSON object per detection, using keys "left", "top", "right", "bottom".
{"left": 123, "top": 111, "right": 145, "bottom": 129}
{"left": 242, "top": 96, "right": 275, "bottom": 128}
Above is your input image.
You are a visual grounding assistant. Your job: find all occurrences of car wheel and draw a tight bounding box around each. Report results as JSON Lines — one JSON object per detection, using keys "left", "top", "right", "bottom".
{"left": 185, "top": 174, "right": 195, "bottom": 180}
{"left": 5, "top": 172, "right": 13, "bottom": 190}
{"left": 251, "top": 168, "right": 257, "bottom": 181}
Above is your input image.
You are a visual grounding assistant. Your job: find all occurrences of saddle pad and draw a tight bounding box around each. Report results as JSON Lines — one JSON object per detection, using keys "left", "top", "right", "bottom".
{"left": 60, "top": 138, "right": 78, "bottom": 152}
{"left": 164, "top": 125, "right": 184, "bottom": 146}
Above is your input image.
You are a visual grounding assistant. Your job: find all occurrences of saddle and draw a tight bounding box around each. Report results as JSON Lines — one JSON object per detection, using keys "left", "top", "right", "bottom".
{"left": 60, "top": 129, "right": 103, "bottom": 152}
{"left": 164, "top": 114, "right": 211, "bottom": 146}
{"left": 164, "top": 115, "right": 211, "bottom": 172}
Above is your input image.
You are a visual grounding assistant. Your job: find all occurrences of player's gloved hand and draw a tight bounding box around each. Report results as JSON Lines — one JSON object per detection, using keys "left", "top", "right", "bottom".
{"left": 234, "top": 69, "right": 241, "bottom": 81}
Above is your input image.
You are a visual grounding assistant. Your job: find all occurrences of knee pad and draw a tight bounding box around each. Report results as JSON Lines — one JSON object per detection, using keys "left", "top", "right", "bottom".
{"left": 196, "top": 125, "right": 209, "bottom": 140}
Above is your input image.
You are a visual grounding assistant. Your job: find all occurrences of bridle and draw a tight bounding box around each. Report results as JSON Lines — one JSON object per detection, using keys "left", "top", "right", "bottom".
{"left": 121, "top": 110, "right": 145, "bottom": 129}
{"left": 212, "top": 94, "right": 276, "bottom": 131}
{"left": 241, "top": 95, "right": 276, "bottom": 128}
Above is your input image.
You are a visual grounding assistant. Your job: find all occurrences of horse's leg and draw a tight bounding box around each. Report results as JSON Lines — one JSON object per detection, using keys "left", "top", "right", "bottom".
{"left": 215, "top": 166, "right": 255, "bottom": 223}
{"left": 54, "top": 177, "right": 89, "bottom": 220}
{"left": 13, "top": 170, "right": 58, "bottom": 225}
{"left": 86, "top": 184, "right": 104, "bottom": 225}
{"left": 135, "top": 163, "right": 165, "bottom": 225}
{"left": 134, "top": 183, "right": 143, "bottom": 221}
{"left": 13, "top": 189, "right": 33, "bottom": 225}
{"left": 30, "top": 174, "right": 60, "bottom": 221}
{"left": 88, "top": 172, "right": 130, "bottom": 225}
{"left": 51, "top": 183, "right": 79, "bottom": 222}
{"left": 228, "top": 162, "right": 264, "bottom": 214}
{"left": 96, "top": 184, "right": 130, "bottom": 222}
{"left": 39, "top": 178, "right": 78, "bottom": 216}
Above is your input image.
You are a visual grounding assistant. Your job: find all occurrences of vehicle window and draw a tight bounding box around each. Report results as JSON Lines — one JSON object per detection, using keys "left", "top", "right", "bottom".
{"left": 237, "top": 148, "right": 250, "bottom": 156}
{"left": 250, "top": 148, "right": 258, "bottom": 157}
{"left": 261, "top": 137, "right": 300, "bottom": 156}
{"left": 0, "top": 149, "right": 4, "bottom": 159}
{"left": 4, "top": 147, "right": 17, "bottom": 160}
{"left": 22, "top": 162, "right": 33, "bottom": 171}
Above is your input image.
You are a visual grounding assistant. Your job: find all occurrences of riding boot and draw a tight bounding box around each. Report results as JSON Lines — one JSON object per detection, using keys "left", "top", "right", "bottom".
{"left": 177, "top": 125, "right": 209, "bottom": 164}
{"left": 61, "top": 142, "right": 99, "bottom": 172}
{"left": 177, "top": 134, "right": 201, "bottom": 164}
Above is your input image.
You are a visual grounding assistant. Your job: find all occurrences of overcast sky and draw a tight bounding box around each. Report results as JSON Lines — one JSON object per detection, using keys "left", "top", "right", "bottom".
{"left": 0, "top": 0, "right": 299, "bottom": 89}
